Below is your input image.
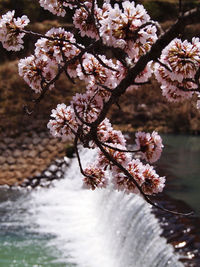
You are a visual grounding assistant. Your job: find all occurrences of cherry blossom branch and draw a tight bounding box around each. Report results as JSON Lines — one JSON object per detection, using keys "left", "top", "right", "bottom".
{"left": 21, "top": 29, "right": 83, "bottom": 50}
{"left": 74, "top": 134, "right": 99, "bottom": 187}
{"left": 94, "top": 136, "right": 193, "bottom": 216}
{"left": 89, "top": 7, "right": 200, "bottom": 130}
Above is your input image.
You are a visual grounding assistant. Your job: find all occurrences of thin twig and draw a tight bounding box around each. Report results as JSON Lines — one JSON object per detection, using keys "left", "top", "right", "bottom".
{"left": 100, "top": 141, "right": 140, "bottom": 153}
{"left": 156, "top": 59, "right": 172, "bottom": 72}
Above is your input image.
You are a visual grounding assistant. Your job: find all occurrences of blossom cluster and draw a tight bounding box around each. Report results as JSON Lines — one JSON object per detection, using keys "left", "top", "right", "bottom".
{"left": 98, "top": 1, "right": 158, "bottom": 60}
{"left": 47, "top": 103, "right": 78, "bottom": 141}
{"left": 2, "top": 0, "right": 199, "bottom": 199}
{"left": 18, "top": 27, "right": 81, "bottom": 93}
{"left": 113, "top": 159, "right": 165, "bottom": 195}
{"left": 155, "top": 38, "right": 200, "bottom": 104}
{"left": 82, "top": 119, "right": 165, "bottom": 195}
{"left": 0, "top": 10, "right": 29, "bottom": 51}
{"left": 135, "top": 131, "right": 163, "bottom": 163}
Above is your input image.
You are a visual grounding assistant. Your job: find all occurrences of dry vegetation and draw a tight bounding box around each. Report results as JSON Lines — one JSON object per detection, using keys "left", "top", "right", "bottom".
{"left": 0, "top": 60, "right": 83, "bottom": 136}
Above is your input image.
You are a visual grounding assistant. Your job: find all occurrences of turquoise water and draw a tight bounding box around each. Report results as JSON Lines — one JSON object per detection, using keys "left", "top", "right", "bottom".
{"left": 159, "top": 134, "right": 200, "bottom": 215}
{"left": 0, "top": 189, "right": 70, "bottom": 267}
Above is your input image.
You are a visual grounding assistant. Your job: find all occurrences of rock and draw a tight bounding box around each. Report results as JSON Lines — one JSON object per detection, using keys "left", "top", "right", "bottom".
{"left": 0, "top": 156, "right": 6, "bottom": 164}
{"left": 33, "top": 137, "right": 40, "bottom": 145}
{"left": 23, "top": 150, "right": 30, "bottom": 157}
{"left": 3, "top": 149, "right": 12, "bottom": 157}
{"left": 42, "top": 138, "right": 49, "bottom": 146}
{"left": 13, "top": 149, "right": 22, "bottom": 158}
{"left": 61, "top": 163, "right": 67, "bottom": 172}
{"left": 34, "top": 158, "right": 45, "bottom": 166}
{"left": 7, "top": 156, "right": 16, "bottom": 164}
{"left": 44, "top": 170, "right": 52, "bottom": 177}
{"left": 0, "top": 143, "right": 6, "bottom": 150}
{"left": 4, "top": 171, "right": 15, "bottom": 179}
{"left": 14, "top": 171, "right": 22, "bottom": 179}
{"left": 64, "top": 156, "right": 70, "bottom": 165}
{"left": 27, "top": 144, "right": 34, "bottom": 150}
{"left": 37, "top": 144, "right": 44, "bottom": 152}
{"left": 48, "top": 164, "right": 57, "bottom": 172}
{"left": 8, "top": 143, "right": 16, "bottom": 149}
{"left": 23, "top": 137, "right": 32, "bottom": 144}
{"left": 0, "top": 179, "right": 8, "bottom": 185}
{"left": 30, "top": 178, "right": 40, "bottom": 187}
{"left": 9, "top": 164, "right": 18, "bottom": 170}
{"left": 55, "top": 171, "right": 63, "bottom": 178}
{"left": 49, "top": 138, "right": 58, "bottom": 145}
{"left": 17, "top": 157, "right": 27, "bottom": 164}
{"left": 1, "top": 163, "right": 9, "bottom": 171}
{"left": 39, "top": 132, "right": 46, "bottom": 138}
{"left": 46, "top": 145, "right": 55, "bottom": 152}
{"left": 40, "top": 151, "right": 49, "bottom": 159}
{"left": 28, "top": 150, "right": 38, "bottom": 158}
{"left": 4, "top": 137, "right": 13, "bottom": 144}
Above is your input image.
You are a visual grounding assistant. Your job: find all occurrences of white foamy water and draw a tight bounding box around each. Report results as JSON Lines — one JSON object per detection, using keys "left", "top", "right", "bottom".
{"left": 28, "top": 148, "right": 183, "bottom": 267}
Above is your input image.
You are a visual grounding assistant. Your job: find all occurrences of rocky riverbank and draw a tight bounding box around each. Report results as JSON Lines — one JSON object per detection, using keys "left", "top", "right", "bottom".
{"left": 0, "top": 129, "right": 69, "bottom": 186}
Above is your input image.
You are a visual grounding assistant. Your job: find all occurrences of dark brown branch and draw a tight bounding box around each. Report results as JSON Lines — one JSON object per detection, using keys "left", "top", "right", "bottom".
{"left": 59, "top": 45, "right": 75, "bottom": 84}
{"left": 96, "top": 83, "right": 113, "bottom": 92}
{"left": 100, "top": 141, "right": 140, "bottom": 153}
{"left": 74, "top": 134, "right": 99, "bottom": 185}
{"left": 177, "top": 85, "right": 199, "bottom": 92}
{"left": 133, "top": 80, "right": 151, "bottom": 86}
{"left": 74, "top": 134, "right": 85, "bottom": 174}
{"left": 73, "top": 104, "right": 93, "bottom": 127}
{"left": 156, "top": 59, "right": 172, "bottom": 72}
{"left": 92, "top": 53, "right": 118, "bottom": 72}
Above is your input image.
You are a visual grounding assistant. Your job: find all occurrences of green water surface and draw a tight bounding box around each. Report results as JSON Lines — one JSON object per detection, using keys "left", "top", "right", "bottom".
{"left": 159, "top": 134, "right": 200, "bottom": 215}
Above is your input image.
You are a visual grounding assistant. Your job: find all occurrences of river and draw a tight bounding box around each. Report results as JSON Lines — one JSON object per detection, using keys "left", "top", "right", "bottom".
{"left": 0, "top": 134, "right": 199, "bottom": 266}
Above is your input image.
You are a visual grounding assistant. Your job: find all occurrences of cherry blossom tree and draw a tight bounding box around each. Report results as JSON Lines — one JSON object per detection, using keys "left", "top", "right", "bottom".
{"left": 1, "top": 0, "right": 199, "bottom": 215}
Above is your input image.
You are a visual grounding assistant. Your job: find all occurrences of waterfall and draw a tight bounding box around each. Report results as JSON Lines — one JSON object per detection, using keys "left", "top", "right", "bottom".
{"left": 29, "top": 148, "right": 183, "bottom": 267}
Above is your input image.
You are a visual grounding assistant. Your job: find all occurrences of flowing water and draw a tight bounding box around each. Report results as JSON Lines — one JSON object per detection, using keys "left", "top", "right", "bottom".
{"left": 0, "top": 147, "right": 184, "bottom": 267}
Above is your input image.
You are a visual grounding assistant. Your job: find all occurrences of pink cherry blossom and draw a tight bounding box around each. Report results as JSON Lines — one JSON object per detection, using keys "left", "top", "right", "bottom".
{"left": 39, "top": 0, "right": 66, "bottom": 16}
{"left": 154, "top": 38, "right": 200, "bottom": 103}
{"left": 73, "top": 2, "right": 100, "bottom": 40}
{"left": 99, "top": 1, "right": 157, "bottom": 58}
{"left": 18, "top": 55, "right": 56, "bottom": 93}
{"left": 47, "top": 104, "right": 78, "bottom": 141}
{"left": 97, "top": 118, "right": 126, "bottom": 146}
{"left": 0, "top": 10, "right": 29, "bottom": 51}
{"left": 83, "top": 164, "right": 108, "bottom": 190}
{"left": 35, "top": 28, "right": 81, "bottom": 66}
{"left": 141, "top": 164, "right": 165, "bottom": 195}
{"left": 97, "top": 143, "right": 131, "bottom": 170}
{"left": 71, "top": 92, "right": 103, "bottom": 124}
{"left": 112, "top": 159, "right": 145, "bottom": 194}
{"left": 135, "top": 131, "right": 163, "bottom": 163}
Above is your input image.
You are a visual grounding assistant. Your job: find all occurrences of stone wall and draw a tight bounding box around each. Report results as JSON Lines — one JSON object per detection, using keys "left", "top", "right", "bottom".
{"left": 0, "top": 131, "right": 68, "bottom": 186}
